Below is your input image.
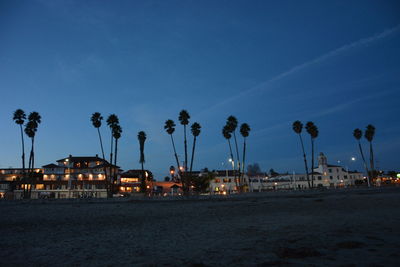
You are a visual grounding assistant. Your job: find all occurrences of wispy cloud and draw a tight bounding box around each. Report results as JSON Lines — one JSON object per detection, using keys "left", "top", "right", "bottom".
{"left": 200, "top": 24, "right": 400, "bottom": 116}
{"left": 251, "top": 88, "right": 397, "bottom": 141}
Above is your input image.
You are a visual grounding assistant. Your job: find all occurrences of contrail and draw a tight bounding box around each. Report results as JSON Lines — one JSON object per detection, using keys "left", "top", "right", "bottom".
{"left": 199, "top": 24, "right": 400, "bottom": 116}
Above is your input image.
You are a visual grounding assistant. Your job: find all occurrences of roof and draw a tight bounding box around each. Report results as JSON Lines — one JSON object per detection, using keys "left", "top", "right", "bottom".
{"left": 121, "top": 169, "right": 153, "bottom": 178}
{"left": 42, "top": 164, "right": 65, "bottom": 168}
{"left": 56, "top": 155, "right": 106, "bottom": 163}
{"left": 92, "top": 163, "right": 119, "bottom": 169}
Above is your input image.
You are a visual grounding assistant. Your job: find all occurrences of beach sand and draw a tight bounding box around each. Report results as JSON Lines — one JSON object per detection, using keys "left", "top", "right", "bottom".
{"left": 1, "top": 187, "right": 399, "bottom": 266}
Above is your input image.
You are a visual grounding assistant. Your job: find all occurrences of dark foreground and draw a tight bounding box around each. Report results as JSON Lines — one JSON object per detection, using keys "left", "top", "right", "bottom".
{"left": 1, "top": 188, "right": 400, "bottom": 266}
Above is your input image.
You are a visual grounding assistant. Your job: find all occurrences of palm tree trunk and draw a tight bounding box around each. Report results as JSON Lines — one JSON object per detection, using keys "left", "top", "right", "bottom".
{"left": 25, "top": 141, "right": 33, "bottom": 199}
{"left": 227, "top": 139, "right": 238, "bottom": 190}
{"left": 311, "top": 138, "right": 314, "bottom": 188}
{"left": 241, "top": 138, "right": 247, "bottom": 188}
{"left": 189, "top": 136, "right": 197, "bottom": 173}
{"left": 108, "top": 133, "right": 114, "bottom": 198}
{"left": 113, "top": 138, "right": 118, "bottom": 194}
{"left": 369, "top": 141, "right": 375, "bottom": 185}
{"left": 298, "top": 134, "right": 310, "bottom": 188}
{"left": 96, "top": 128, "right": 109, "bottom": 196}
{"left": 19, "top": 125, "right": 25, "bottom": 176}
{"left": 141, "top": 161, "right": 146, "bottom": 194}
{"left": 28, "top": 137, "right": 35, "bottom": 199}
{"left": 233, "top": 131, "right": 241, "bottom": 190}
{"left": 358, "top": 141, "right": 370, "bottom": 187}
{"left": 184, "top": 125, "right": 188, "bottom": 171}
{"left": 97, "top": 128, "right": 105, "bottom": 159}
{"left": 170, "top": 134, "right": 181, "bottom": 171}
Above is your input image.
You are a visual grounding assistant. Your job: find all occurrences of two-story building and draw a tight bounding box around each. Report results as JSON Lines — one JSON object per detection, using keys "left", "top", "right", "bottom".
{"left": 10, "top": 155, "right": 120, "bottom": 199}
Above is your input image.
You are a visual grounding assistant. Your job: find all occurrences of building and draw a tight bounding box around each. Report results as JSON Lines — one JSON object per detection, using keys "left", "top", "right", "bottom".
{"left": 0, "top": 168, "right": 42, "bottom": 198}
{"left": 119, "top": 169, "right": 153, "bottom": 194}
{"left": 265, "top": 152, "right": 364, "bottom": 189}
{"left": 1, "top": 155, "right": 120, "bottom": 199}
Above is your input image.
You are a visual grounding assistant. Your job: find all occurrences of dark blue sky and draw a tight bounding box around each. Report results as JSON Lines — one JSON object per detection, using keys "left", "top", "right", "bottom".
{"left": 1, "top": 0, "right": 400, "bottom": 179}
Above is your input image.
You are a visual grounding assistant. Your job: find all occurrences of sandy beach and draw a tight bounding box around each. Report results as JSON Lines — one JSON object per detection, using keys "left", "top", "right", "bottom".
{"left": 1, "top": 187, "right": 399, "bottom": 266}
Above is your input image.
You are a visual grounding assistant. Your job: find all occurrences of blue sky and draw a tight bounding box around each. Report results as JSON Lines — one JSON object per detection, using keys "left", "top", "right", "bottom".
{"left": 1, "top": 0, "right": 400, "bottom": 179}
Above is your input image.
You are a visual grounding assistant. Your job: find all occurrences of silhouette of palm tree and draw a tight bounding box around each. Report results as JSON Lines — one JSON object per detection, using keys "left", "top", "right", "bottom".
{"left": 106, "top": 114, "right": 119, "bottom": 197}
{"left": 365, "top": 124, "right": 376, "bottom": 184}
{"left": 223, "top": 125, "right": 237, "bottom": 189}
{"left": 292, "top": 120, "right": 310, "bottom": 188}
{"left": 91, "top": 112, "right": 105, "bottom": 160}
{"left": 13, "top": 109, "right": 26, "bottom": 176}
{"left": 24, "top": 112, "right": 41, "bottom": 198}
{"left": 189, "top": 122, "right": 201, "bottom": 173}
{"left": 138, "top": 131, "right": 147, "bottom": 193}
{"left": 305, "top": 121, "right": 318, "bottom": 188}
{"left": 226, "top": 116, "right": 241, "bottom": 188}
{"left": 240, "top": 123, "right": 251, "bottom": 184}
{"left": 178, "top": 110, "right": 190, "bottom": 171}
{"left": 164, "top": 119, "right": 181, "bottom": 172}
{"left": 353, "top": 128, "right": 370, "bottom": 187}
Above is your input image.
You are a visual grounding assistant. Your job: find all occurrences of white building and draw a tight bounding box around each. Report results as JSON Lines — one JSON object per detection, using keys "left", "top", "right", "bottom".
{"left": 266, "top": 152, "right": 364, "bottom": 189}
{"left": 207, "top": 170, "right": 265, "bottom": 193}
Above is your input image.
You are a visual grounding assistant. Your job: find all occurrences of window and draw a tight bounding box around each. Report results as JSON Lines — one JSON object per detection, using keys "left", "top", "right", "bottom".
{"left": 330, "top": 176, "right": 333, "bottom": 180}
{"left": 317, "top": 176, "right": 322, "bottom": 180}
{"left": 215, "top": 179, "right": 221, "bottom": 183}
{"left": 36, "top": 184, "right": 44, "bottom": 190}
{"left": 223, "top": 178, "right": 229, "bottom": 183}
{"left": 328, "top": 169, "right": 332, "bottom": 173}
{"left": 344, "top": 175, "right": 348, "bottom": 179}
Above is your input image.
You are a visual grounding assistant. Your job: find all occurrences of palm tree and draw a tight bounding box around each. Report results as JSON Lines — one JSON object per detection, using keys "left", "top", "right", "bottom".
{"left": 13, "top": 109, "right": 26, "bottom": 176}
{"left": 240, "top": 123, "right": 250, "bottom": 185}
{"left": 90, "top": 112, "right": 110, "bottom": 194}
{"left": 189, "top": 122, "right": 201, "bottom": 173}
{"left": 292, "top": 120, "right": 310, "bottom": 188}
{"left": 178, "top": 110, "right": 190, "bottom": 171}
{"left": 226, "top": 116, "right": 241, "bottom": 187}
{"left": 24, "top": 112, "right": 41, "bottom": 198}
{"left": 106, "top": 114, "right": 119, "bottom": 165}
{"left": 222, "top": 125, "right": 237, "bottom": 188}
{"left": 138, "top": 131, "right": 147, "bottom": 193}
{"left": 353, "top": 128, "right": 370, "bottom": 187}
{"left": 112, "top": 124, "right": 122, "bottom": 189}
{"left": 365, "top": 124, "right": 376, "bottom": 184}
{"left": 305, "top": 122, "right": 318, "bottom": 188}
{"left": 91, "top": 112, "right": 105, "bottom": 160}
{"left": 164, "top": 119, "right": 181, "bottom": 172}
{"left": 106, "top": 114, "right": 119, "bottom": 197}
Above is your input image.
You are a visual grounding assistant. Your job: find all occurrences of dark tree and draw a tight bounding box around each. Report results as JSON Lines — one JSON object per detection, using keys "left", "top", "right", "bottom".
{"left": 353, "top": 128, "right": 370, "bottom": 186}
{"left": 13, "top": 109, "right": 26, "bottom": 177}
{"left": 138, "top": 131, "right": 147, "bottom": 193}
{"left": 292, "top": 120, "right": 310, "bottom": 188}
